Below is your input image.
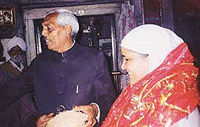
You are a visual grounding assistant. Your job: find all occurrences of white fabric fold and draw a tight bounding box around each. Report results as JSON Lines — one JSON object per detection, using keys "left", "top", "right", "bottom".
{"left": 121, "top": 24, "right": 184, "bottom": 72}
{"left": 7, "top": 36, "right": 26, "bottom": 52}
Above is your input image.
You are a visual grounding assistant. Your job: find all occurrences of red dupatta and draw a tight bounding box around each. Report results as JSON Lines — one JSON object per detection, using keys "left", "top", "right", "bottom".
{"left": 101, "top": 43, "right": 200, "bottom": 127}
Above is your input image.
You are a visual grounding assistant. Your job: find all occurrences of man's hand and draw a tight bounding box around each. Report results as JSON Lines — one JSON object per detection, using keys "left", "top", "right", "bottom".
{"left": 73, "top": 104, "right": 98, "bottom": 127}
{"left": 37, "top": 113, "right": 54, "bottom": 127}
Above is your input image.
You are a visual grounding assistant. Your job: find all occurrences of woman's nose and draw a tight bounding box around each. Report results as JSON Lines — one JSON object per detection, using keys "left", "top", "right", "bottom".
{"left": 121, "top": 60, "right": 126, "bottom": 70}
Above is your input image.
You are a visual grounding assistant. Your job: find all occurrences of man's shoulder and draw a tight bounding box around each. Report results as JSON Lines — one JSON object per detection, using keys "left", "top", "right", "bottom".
{"left": 0, "top": 60, "right": 19, "bottom": 76}
{"left": 29, "top": 50, "right": 54, "bottom": 65}
{"left": 35, "top": 50, "right": 53, "bottom": 59}
{"left": 0, "top": 61, "right": 12, "bottom": 69}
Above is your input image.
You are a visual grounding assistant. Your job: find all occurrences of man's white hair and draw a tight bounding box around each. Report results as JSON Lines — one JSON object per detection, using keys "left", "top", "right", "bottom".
{"left": 46, "top": 9, "right": 79, "bottom": 39}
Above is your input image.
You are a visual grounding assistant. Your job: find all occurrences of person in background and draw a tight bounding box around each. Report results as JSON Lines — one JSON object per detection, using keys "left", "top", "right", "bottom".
{"left": 101, "top": 24, "right": 200, "bottom": 127}
{"left": 1, "top": 36, "right": 26, "bottom": 77}
{"left": 0, "top": 36, "right": 37, "bottom": 127}
{"left": 0, "top": 9, "right": 116, "bottom": 127}
{"left": 0, "top": 41, "right": 6, "bottom": 62}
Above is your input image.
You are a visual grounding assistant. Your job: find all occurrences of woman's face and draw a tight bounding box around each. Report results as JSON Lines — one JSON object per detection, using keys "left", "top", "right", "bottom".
{"left": 121, "top": 47, "right": 149, "bottom": 85}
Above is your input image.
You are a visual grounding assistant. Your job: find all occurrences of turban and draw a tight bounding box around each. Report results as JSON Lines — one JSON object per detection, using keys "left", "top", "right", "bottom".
{"left": 7, "top": 36, "right": 26, "bottom": 52}
{"left": 121, "top": 24, "right": 184, "bottom": 72}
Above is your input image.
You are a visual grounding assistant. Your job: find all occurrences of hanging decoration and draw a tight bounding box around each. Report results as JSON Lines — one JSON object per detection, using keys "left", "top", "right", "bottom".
{"left": 117, "top": 0, "right": 136, "bottom": 90}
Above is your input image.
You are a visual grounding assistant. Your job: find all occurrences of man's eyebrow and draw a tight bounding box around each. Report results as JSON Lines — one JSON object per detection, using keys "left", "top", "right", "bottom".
{"left": 42, "top": 23, "right": 51, "bottom": 27}
{"left": 42, "top": 22, "right": 48, "bottom": 25}
{"left": 43, "top": 18, "right": 49, "bottom": 23}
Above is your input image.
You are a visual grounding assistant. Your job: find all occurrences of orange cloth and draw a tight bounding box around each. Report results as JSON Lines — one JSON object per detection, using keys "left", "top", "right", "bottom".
{"left": 101, "top": 43, "right": 199, "bottom": 127}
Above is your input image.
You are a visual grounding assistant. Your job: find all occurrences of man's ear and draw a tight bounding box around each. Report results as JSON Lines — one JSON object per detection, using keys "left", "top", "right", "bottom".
{"left": 64, "top": 25, "right": 72, "bottom": 36}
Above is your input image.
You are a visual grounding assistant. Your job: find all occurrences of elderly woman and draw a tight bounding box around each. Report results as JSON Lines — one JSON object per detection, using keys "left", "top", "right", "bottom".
{"left": 101, "top": 24, "right": 200, "bottom": 127}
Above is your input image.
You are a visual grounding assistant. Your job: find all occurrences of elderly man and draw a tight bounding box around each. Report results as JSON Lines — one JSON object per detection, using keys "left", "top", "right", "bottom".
{"left": 0, "top": 36, "right": 37, "bottom": 127}
{"left": 0, "top": 9, "right": 116, "bottom": 127}
{"left": 0, "top": 36, "right": 26, "bottom": 77}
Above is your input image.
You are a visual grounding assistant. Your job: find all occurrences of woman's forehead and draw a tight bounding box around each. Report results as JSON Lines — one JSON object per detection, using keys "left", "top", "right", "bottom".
{"left": 121, "top": 47, "right": 141, "bottom": 58}
{"left": 121, "top": 47, "right": 131, "bottom": 55}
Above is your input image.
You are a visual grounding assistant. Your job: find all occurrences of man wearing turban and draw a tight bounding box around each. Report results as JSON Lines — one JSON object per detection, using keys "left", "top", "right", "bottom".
{"left": 0, "top": 36, "right": 37, "bottom": 127}
{"left": 0, "top": 36, "right": 26, "bottom": 76}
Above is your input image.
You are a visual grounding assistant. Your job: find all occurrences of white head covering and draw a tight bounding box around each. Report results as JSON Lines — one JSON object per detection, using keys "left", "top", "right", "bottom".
{"left": 121, "top": 24, "right": 184, "bottom": 72}
{"left": 7, "top": 36, "right": 26, "bottom": 52}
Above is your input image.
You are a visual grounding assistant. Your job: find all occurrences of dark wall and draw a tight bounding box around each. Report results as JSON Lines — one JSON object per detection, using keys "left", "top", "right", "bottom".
{"left": 173, "top": 0, "right": 200, "bottom": 63}
{"left": 173, "top": 0, "right": 200, "bottom": 90}
{"left": 0, "top": 1, "right": 24, "bottom": 39}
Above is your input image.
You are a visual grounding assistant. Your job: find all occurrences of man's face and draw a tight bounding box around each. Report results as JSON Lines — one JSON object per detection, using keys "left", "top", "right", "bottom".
{"left": 42, "top": 13, "right": 67, "bottom": 52}
{"left": 121, "top": 47, "right": 149, "bottom": 85}
{"left": 8, "top": 45, "right": 23, "bottom": 63}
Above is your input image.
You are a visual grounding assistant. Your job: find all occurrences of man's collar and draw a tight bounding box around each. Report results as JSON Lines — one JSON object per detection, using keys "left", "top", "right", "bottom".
{"left": 60, "top": 41, "right": 79, "bottom": 58}
{"left": 60, "top": 40, "right": 76, "bottom": 57}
